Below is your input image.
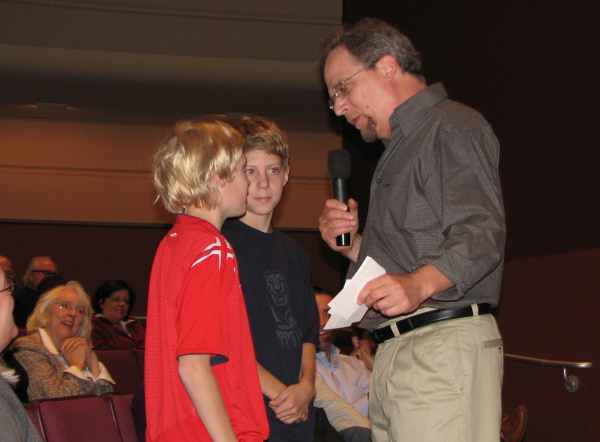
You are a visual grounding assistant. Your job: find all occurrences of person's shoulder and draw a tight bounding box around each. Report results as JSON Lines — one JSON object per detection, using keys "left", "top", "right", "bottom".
{"left": 162, "top": 220, "right": 227, "bottom": 257}
{"left": 221, "top": 218, "right": 242, "bottom": 235}
{"left": 221, "top": 219, "right": 245, "bottom": 244}
{"left": 92, "top": 315, "right": 112, "bottom": 327}
{"left": 434, "top": 97, "right": 492, "bottom": 134}
{"left": 338, "top": 353, "right": 369, "bottom": 371}
{"left": 12, "top": 333, "right": 42, "bottom": 351}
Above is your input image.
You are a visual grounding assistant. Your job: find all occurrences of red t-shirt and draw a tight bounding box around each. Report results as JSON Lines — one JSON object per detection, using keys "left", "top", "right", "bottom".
{"left": 145, "top": 215, "right": 269, "bottom": 442}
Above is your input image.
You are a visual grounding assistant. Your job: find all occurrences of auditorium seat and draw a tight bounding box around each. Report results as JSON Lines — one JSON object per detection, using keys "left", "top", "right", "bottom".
{"left": 501, "top": 404, "right": 528, "bottom": 442}
{"left": 25, "top": 400, "right": 45, "bottom": 441}
{"left": 26, "top": 394, "right": 141, "bottom": 442}
{"left": 111, "top": 393, "right": 140, "bottom": 442}
{"left": 133, "top": 349, "right": 144, "bottom": 376}
{"left": 96, "top": 349, "right": 143, "bottom": 394}
{"left": 36, "top": 395, "right": 121, "bottom": 442}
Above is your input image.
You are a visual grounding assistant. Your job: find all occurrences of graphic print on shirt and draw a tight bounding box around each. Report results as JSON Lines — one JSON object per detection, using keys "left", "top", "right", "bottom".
{"left": 264, "top": 270, "right": 301, "bottom": 349}
{"left": 190, "top": 236, "right": 237, "bottom": 272}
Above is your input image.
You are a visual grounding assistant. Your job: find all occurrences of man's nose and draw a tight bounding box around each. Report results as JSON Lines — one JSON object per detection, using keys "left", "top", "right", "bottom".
{"left": 331, "top": 95, "right": 349, "bottom": 116}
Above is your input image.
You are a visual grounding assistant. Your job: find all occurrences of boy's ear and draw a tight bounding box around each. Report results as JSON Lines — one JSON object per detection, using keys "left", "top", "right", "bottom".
{"left": 211, "top": 174, "right": 226, "bottom": 188}
{"left": 283, "top": 166, "right": 290, "bottom": 187}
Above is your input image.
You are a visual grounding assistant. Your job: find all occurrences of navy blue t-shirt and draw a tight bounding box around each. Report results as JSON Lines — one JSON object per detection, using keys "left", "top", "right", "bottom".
{"left": 223, "top": 219, "right": 319, "bottom": 442}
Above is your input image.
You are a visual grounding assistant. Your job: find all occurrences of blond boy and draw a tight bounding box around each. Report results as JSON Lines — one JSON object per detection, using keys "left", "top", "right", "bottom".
{"left": 145, "top": 119, "right": 269, "bottom": 442}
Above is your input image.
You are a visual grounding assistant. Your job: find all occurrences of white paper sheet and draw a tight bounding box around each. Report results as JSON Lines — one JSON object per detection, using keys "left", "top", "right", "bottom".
{"left": 324, "top": 256, "right": 386, "bottom": 330}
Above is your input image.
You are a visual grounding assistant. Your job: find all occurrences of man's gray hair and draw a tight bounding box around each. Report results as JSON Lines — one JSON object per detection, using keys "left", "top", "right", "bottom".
{"left": 321, "top": 17, "right": 423, "bottom": 78}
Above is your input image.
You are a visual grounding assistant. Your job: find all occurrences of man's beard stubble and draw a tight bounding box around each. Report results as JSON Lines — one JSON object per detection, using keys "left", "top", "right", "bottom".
{"left": 360, "top": 117, "right": 378, "bottom": 143}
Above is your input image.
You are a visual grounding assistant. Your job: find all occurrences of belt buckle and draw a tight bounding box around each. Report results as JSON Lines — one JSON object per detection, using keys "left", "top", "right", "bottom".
{"left": 371, "top": 328, "right": 384, "bottom": 343}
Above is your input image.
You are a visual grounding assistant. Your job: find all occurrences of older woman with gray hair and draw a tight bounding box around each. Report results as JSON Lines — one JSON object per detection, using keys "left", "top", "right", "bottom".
{"left": 11, "top": 281, "right": 114, "bottom": 401}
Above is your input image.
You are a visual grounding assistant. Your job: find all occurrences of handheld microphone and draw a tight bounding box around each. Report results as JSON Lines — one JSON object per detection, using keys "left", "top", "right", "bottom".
{"left": 327, "top": 149, "right": 352, "bottom": 247}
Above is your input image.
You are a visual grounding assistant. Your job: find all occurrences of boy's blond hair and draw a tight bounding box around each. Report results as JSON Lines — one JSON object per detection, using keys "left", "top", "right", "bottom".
{"left": 153, "top": 118, "right": 244, "bottom": 214}
{"left": 236, "top": 115, "right": 289, "bottom": 168}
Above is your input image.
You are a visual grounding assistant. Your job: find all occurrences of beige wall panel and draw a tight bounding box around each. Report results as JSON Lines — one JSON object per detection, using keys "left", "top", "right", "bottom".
{"left": 285, "top": 130, "right": 340, "bottom": 179}
{"left": 1, "top": 117, "right": 340, "bottom": 228}
{"left": 1, "top": 118, "right": 167, "bottom": 172}
{"left": 0, "top": 166, "right": 167, "bottom": 224}
{"left": 273, "top": 178, "right": 330, "bottom": 230}
{"left": 1, "top": 166, "right": 331, "bottom": 229}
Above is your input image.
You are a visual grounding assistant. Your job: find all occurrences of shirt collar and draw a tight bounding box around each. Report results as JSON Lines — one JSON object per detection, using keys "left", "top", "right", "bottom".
{"left": 317, "top": 344, "right": 341, "bottom": 368}
{"left": 175, "top": 214, "right": 220, "bottom": 234}
{"left": 38, "top": 328, "right": 60, "bottom": 355}
{"left": 385, "top": 82, "right": 448, "bottom": 147}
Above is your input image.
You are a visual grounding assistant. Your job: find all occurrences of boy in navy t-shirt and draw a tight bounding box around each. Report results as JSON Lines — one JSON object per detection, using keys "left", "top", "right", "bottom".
{"left": 223, "top": 115, "right": 319, "bottom": 442}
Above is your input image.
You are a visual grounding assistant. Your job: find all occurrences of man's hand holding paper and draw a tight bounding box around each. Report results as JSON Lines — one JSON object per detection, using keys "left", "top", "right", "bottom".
{"left": 324, "top": 256, "right": 386, "bottom": 330}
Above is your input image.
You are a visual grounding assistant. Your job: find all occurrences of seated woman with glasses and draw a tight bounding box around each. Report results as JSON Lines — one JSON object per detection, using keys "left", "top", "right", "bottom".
{"left": 91, "top": 280, "right": 145, "bottom": 350}
{"left": 10, "top": 281, "right": 114, "bottom": 401}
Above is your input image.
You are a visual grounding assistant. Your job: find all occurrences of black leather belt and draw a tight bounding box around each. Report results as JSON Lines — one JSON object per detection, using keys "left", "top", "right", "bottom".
{"left": 369, "top": 303, "right": 492, "bottom": 344}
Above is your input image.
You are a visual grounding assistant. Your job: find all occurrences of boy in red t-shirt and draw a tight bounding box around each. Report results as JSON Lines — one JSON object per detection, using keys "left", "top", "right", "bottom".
{"left": 145, "top": 118, "right": 269, "bottom": 442}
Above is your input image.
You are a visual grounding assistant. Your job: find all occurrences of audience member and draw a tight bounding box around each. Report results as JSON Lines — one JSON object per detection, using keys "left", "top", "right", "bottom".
{"left": 349, "top": 330, "right": 375, "bottom": 372}
{"left": 146, "top": 118, "right": 268, "bottom": 441}
{"left": 0, "top": 255, "right": 15, "bottom": 282}
{"left": 11, "top": 281, "right": 114, "bottom": 401}
{"left": 92, "top": 280, "right": 145, "bottom": 350}
{"left": 13, "top": 256, "right": 59, "bottom": 327}
{"left": 36, "top": 273, "right": 67, "bottom": 297}
{"left": 0, "top": 267, "right": 42, "bottom": 441}
{"left": 314, "top": 376, "right": 370, "bottom": 442}
{"left": 315, "top": 291, "right": 370, "bottom": 418}
{"left": 223, "top": 115, "right": 319, "bottom": 442}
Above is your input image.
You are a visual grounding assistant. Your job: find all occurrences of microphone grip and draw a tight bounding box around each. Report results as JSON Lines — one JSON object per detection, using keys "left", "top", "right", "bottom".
{"left": 336, "top": 232, "right": 351, "bottom": 247}
{"left": 332, "top": 178, "right": 352, "bottom": 247}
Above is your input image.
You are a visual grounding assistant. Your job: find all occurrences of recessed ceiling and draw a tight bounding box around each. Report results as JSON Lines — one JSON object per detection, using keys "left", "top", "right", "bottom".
{"left": 0, "top": 0, "right": 342, "bottom": 126}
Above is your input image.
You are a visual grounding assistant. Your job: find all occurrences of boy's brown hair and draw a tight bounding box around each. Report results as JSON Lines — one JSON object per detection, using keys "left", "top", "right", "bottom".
{"left": 236, "top": 115, "right": 289, "bottom": 168}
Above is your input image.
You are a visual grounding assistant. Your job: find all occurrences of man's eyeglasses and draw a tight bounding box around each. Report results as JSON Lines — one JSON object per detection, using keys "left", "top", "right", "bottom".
{"left": 328, "top": 66, "right": 369, "bottom": 110}
{"left": 0, "top": 279, "right": 15, "bottom": 294}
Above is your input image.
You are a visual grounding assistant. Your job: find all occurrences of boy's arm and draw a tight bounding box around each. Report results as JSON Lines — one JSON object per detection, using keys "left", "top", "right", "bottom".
{"left": 178, "top": 354, "right": 237, "bottom": 442}
{"left": 257, "top": 362, "right": 287, "bottom": 399}
{"left": 270, "top": 342, "right": 316, "bottom": 424}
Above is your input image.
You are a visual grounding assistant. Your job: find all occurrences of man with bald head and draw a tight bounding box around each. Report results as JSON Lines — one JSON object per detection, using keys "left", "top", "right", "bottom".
{"left": 13, "top": 256, "right": 58, "bottom": 327}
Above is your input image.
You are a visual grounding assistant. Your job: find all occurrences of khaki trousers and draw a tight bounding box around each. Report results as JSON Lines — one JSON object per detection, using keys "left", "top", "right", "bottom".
{"left": 369, "top": 313, "right": 503, "bottom": 442}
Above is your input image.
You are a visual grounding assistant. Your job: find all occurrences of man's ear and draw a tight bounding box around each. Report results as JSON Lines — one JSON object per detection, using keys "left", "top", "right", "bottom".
{"left": 375, "top": 55, "right": 400, "bottom": 78}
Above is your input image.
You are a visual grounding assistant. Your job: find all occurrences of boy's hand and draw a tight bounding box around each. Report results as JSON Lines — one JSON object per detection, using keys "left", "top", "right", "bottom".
{"left": 269, "top": 379, "right": 315, "bottom": 424}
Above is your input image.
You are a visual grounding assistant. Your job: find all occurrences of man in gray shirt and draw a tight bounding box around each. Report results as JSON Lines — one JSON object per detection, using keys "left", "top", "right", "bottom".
{"left": 318, "top": 18, "right": 505, "bottom": 442}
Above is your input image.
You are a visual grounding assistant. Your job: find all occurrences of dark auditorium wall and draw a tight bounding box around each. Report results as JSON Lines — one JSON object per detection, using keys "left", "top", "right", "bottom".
{"left": 343, "top": 0, "right": 598, "bottom": 258}
{"left": 344, "top": 1, "right": 598, "bottom": 441}
{"left": 1, "top": 220, "right": 343, "bottom": 316}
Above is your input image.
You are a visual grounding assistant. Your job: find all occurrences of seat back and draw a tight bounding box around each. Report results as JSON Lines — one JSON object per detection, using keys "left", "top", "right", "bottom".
{"left": 96, "top": 350, "right": 143, "bottom": 394}
{"left": 25, "top": 401, "right": 46, "bottom": 442}
{"left": 111, "top": 393, "right": 139, "bottom": 442}
{"left": 501, "top": 404, "right": 528, "bottom": 442}
{"left": 133, "top": 349, "right": 144, "bottom": 377}
{"left": 36, "top": 395, "right": 122, "bottom": 442}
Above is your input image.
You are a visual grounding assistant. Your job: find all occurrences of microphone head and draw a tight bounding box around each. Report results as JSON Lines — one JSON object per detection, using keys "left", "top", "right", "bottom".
{"left": 328, "top": 149, "right": 351, "bottom": 180}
